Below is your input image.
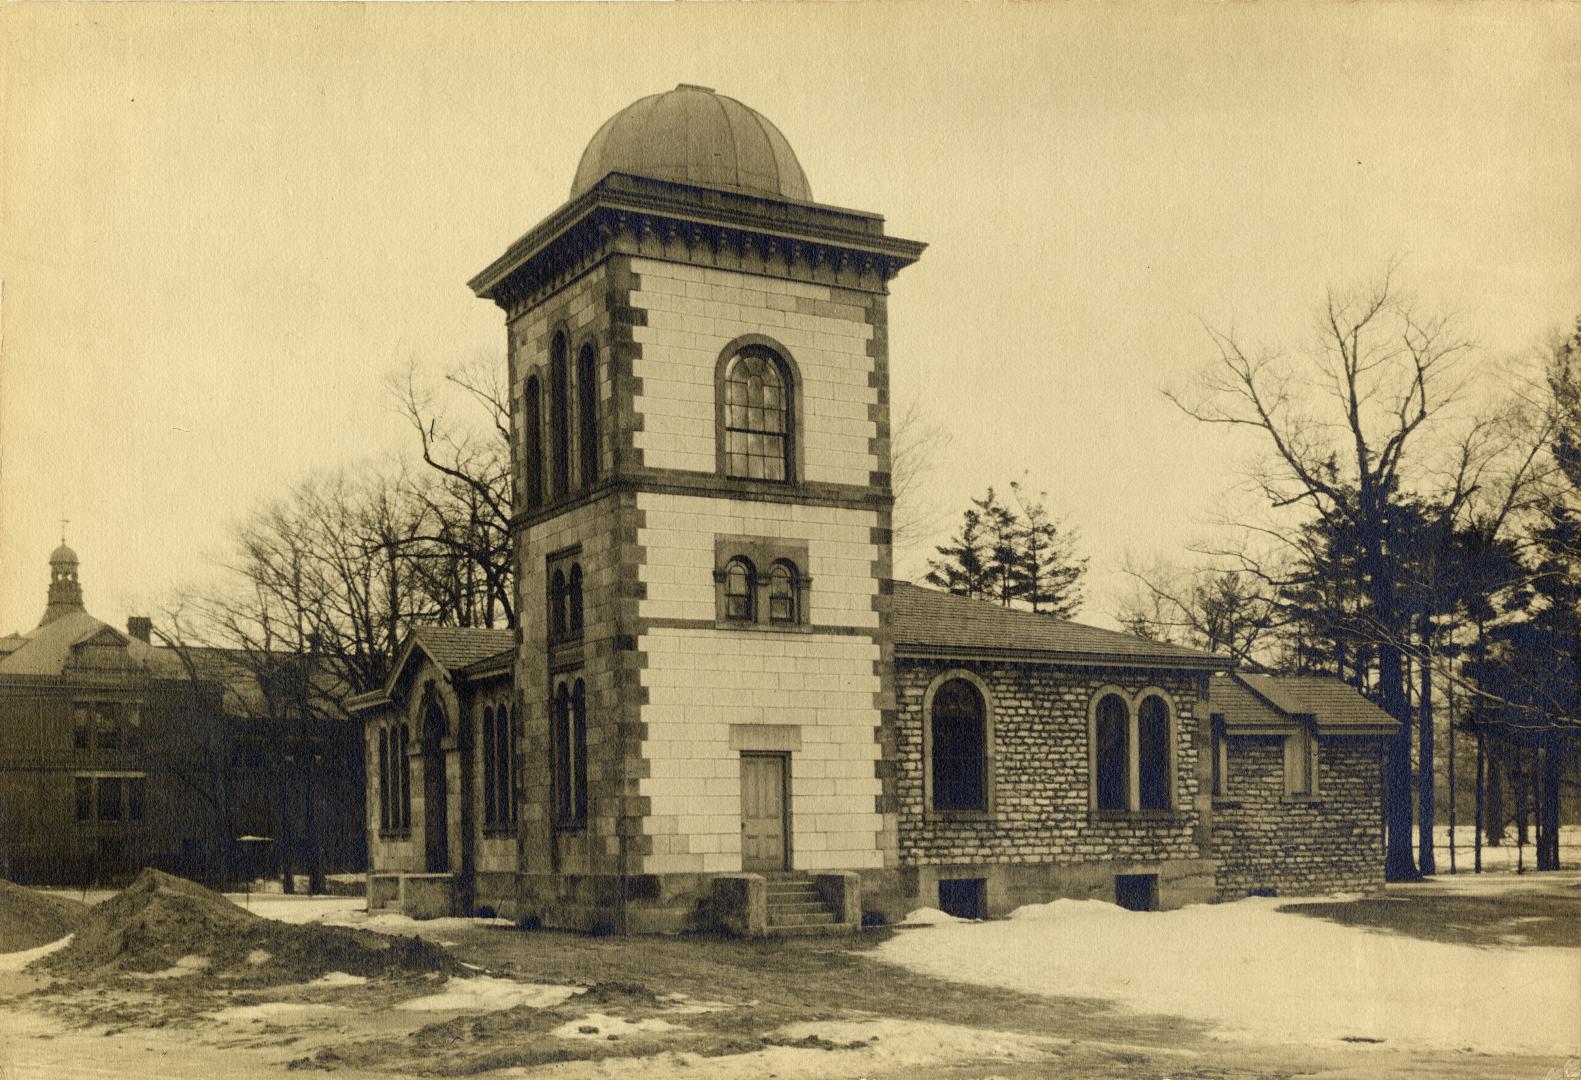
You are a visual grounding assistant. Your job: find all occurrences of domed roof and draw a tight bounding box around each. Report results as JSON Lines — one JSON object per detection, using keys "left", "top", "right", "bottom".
{"left": 50, "top": 542, "right": 78, "bottom": 565}
{"left": 572, "top": 85, "right": 812, "bottom": 203}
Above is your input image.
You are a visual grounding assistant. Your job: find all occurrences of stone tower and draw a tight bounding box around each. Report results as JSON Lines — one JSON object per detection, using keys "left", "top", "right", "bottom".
{"left": 470, "top": 85, "right": 924, "bottom": 931}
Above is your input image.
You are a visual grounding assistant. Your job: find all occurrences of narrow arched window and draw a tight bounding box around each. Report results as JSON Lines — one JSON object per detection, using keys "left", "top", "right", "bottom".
{"left": 481, "top": 705, "right": 497, "bottom": 826}
{"left": 397, "top": 723, "right": 412, "bottom": 829}
{"left": 577, "top": 344, "right": 598, "bottom": 488}
{"left": 931, "top": 678, "right": 986, "bottom": 811}
{"left": 377, "top": 728, "right": 391, "bottom": 832}
{"left": 768, "top": 561, "right": 797, "bottom": 624}
{"left": 524, "top": 375, "right": 543, "bottom": 510}
{"left": 569, "top": 564, "right": 584, "bottom": 638}
{"left": 1095, "top": 694, "right": 1129, "bottom": 811}
{"left": 1137, "top": 695, "right": 1171, "bottom": 810}
{"left": 723, "top": 350, "right": 791, "bottom": 481}
{"left": 724, "top": 558, "right": 755, "bottom": 621}
{"left": 508, "top": 703, "right": 520, "bottom": 824}
{"left": 550, "top": 569, "right": 567, "bottom": 641}
{"left": 550, "top": 332, "right": 570, "bottom": 499}
{"left": 571, "top": 679, "right": 588, "bottom": 823}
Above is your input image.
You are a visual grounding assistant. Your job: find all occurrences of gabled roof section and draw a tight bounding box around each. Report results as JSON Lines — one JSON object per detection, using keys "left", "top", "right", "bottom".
{"left": 349, "top": 625, "right": 516, "bottom": 713}
{"left": 890, "top": 581, "right": 1231, "bottom": 669}
{"left": 1209, "top": 672, "right": 1397, "bottom": 736}
{"left": 0, "top": 610, "right": 171, "bottom": 677}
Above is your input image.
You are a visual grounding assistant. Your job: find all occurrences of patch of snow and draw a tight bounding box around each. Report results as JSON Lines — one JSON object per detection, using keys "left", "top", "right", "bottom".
{"left": 1430, "top": 824, "right": 1581, "bottom": 874}
{"left": 878, "top": 891, "right": 1581, "bottom": 1055}
{"left": 551, "top": 1012, "right": 677, "bottom": 1040}
{"left": 307, "top": 971, "right": 367, "bottom": 987}
{"left": 0, "top": 933, "right": 72, "bottom": 972}
{"left": 899, "top": 906, "right": 970, "bottom": 926}
{"left": 212, "top": 1002, "right": 349, "bottom": 1024}
{"left": 397, "top": 975, "right": 582, "bottom": 1012}
{"left": 127, "top": 954, "right": 212, "bottom": 980}
{"left": 656, "top": 992, "right": 733, "bottom": 1014}
{"left": 245, "top": 949, "right": 271, "bottom": 966}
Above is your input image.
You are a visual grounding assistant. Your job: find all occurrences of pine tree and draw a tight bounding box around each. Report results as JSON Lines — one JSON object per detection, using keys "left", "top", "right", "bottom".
{"left": 925, "top": 505, "right": 991, "bottom": 600}
{"left": 1009, "top": 481, "right": 1087, "bottom": 618}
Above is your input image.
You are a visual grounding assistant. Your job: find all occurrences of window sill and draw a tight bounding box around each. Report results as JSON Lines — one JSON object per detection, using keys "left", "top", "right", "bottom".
{"left": 713, "top": 618, "right": 811, "bottom": 633}
{"left": 1211, "top": 798, "right": 1243, "bottom": 810}
{"left": 1088, "top": 809, "right": 1186, "bottom": 824}
{"left": 377, "top": 830, "right": 412, "bottom": 841}
{"left": 553, "top": 820, "right": 588, "bottom": 833}
{"left": 925, "top": 808, "right": 995, "bottom": 823}
{"left": 481, "top": 825, "right": 518, "bottom": 838}
{"left": 1280, "top": 795, "right": 1323, "bottom": 806}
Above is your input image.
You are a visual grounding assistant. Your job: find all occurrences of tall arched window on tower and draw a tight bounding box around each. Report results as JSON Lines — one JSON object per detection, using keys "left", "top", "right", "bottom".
{"left": 568, "top": 564, "right": 584, "bottom": 638}
{"left": 577, "top": 344, "right": 598, "bottom": 487}
{"left": 722, "top": 348, "right": 792, "bottom": 481}
{"left": 1137, "top": 694, "right": 1172, "bottom": 810}
{"left": 524, "top": 375, "right": 543, "bottom": 510}
{"left": 550, "top": 568, "right": 568, "bottom": 642}
{"left": 550, "top": 332, "right": 570, "bottom": 499}
{"left": 930, "top": 678, "right": 987, "bottom": 811}
{"left": 1094, "top": 693, "right": 1129, "bottom": 811}
{"left": 481, "top": 705, "right": 498, "bottom": 828}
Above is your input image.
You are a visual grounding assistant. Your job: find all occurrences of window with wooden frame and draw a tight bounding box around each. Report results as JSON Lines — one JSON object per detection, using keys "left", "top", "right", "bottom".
{"left": 724, "top": 558, "right": 755, "bottom": 622}
{"left": 377, "top": 728, "right": 391, "bottom": 831}
{"left": 1094, "top": 693, "right": 1129, "bottom": 812}
{"left": 1090, "top": 690, "right": 1177, "bottom": 814}
{"left": 482, "top": 703, "right": 515, "bottom": 830}
{"left": 1137, "top": 694, "right": 1172, "bottom": 810}
{"left": 550, "top": 678, "right": 587, "bottom": 827}
{"left": 547, "top": 552, "right": 584, "bottom": 646}
{"left": 767, "top": 561, "right": 799, "bottom": 624}
{"left": 73, "top": 774, "right": 145, "bottom": 824}
{"left": 713, "top": 537, "right": 810, "bottom": 629}
{"left": 721, "top": 348, "right": 792, "bottom": 482}
{"left": 1284, "top": 722, "right": 1319, "bottom": 797}
{"left": 930, "top": 678, "right": 988, "bottom": 812}
{"left": 382, "top": 723, "right": 412, "bottom": 833}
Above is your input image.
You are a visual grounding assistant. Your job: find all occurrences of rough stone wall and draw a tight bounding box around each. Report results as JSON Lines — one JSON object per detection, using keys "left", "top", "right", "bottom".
{"left": 895, "top": 660, "right": 1209, "bottom": 866}
{"left": 1212, "top": 735, "right": 1386, "bottom": 897}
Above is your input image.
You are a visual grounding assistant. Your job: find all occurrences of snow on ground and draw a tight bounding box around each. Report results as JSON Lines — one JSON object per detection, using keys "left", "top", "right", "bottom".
{"left": 233, "top": 894, "right": 513, "bottom": 938}
{"left": 211, "top": 1002, "right": 350, "bottom": 1024}
{"left": 0, "top": 934, "right": 72, "bottom": 973}
{"left": 1431, "top": 824, "right": 1581, "bottom": 873}
{"left": 898, "top": 906, "right": 971, "bottom": 926}
{"left": 397, "top": 975, "right": 582, "bottom": 1012}
{"left": 879, "top": 892, "right": 1581, "bottom": 1055}
{"left": 550, "top": 1012, "right": 677, "bottom": 1040}
{"left": 515, "top": 1018, "right": 1071, "bottom": 1080}
{"left": 306, "top": 971, "right": 368, "bottom": 987}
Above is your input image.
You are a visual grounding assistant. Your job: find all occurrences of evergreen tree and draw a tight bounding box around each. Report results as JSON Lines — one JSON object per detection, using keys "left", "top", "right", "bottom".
{"left": 927, "top": 484, "right": 1087, "bottom": 616}
{"left": 1010, "top": 481, "right": 1087, "bottom": 618}
{"left": 925, "top": 505, "right": 991, "bottom": 600}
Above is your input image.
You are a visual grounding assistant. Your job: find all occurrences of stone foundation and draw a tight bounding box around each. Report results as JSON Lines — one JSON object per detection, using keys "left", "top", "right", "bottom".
{"left": 891, "top": 857, "right": 1217, "bottom": 917}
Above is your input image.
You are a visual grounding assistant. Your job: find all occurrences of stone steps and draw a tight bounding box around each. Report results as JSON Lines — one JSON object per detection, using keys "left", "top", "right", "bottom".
{"left": 764, "top": 875, "right": 840, "bottom": 933}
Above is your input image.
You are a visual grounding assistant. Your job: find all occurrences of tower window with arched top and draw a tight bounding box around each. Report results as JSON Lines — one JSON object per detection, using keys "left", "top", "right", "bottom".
{"left": 524, "top": 375, "right": 543, "bottom": 510}
{"left": 724, "top": 558, "right": 755, "bottom": 621}
{"left": 577, "top": 343, "right": 598, "bottom": 488}
{"left": 721, "top": 349, "right": 792, "bottom": 482}
{"left": 768, "top": 561, "right": 798, "bottom": 624}
{"left": 550, "top": 332, "right": 570, "bottom": 499}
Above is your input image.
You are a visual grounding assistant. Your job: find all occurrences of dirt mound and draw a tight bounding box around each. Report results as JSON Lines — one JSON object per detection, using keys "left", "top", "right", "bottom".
{"left": 35, "top": 868, "right": 463, "bottom": 985}
{"left": 0, "top": 880, "right": 88, "bottom": 952}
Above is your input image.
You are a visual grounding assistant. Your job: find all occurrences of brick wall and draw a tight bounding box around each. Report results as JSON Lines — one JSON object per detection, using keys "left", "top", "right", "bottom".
{"left": 895, "top": 660, "right": 1209, "bottom": 866}
{"left": 1211, "top": 735, "right": 1386, "bottom": 897}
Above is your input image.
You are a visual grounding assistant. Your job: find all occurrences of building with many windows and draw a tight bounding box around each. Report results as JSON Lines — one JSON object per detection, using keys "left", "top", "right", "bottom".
{"left": 356, "top": 85, "right": 1399, "bottom": 932}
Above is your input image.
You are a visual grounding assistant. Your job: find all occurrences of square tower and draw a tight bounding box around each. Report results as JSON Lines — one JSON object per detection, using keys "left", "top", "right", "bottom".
{"left": 470, "top": 85, "right": 924, "bottom": 931}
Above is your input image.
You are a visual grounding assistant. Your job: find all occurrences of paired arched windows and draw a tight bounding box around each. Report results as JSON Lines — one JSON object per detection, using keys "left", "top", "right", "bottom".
{"left": 1090, "top": 690, "right": 1175, "bottom": 813}
{"left": 548, "top": 558, "right": 585, "bottom": 644}
{"left": 715, "top": 545, "right": 807, "bottom": 628}
{"left": 377, "top": 723, "right": 412, "bottom": 833}
{"left": 551, "top": 678, "right": 588, "bottom": 826}
{"left": 525, "top": 333, "right": 599, "bottom": 511}
{"left": 481, "top": 703, "right": 517, "bottom": 830}
{"left": 930, "top": 677, "right": 989, "bottom": 812}
{"left": 721, "top": 347, "right": 793, "bottom": 482}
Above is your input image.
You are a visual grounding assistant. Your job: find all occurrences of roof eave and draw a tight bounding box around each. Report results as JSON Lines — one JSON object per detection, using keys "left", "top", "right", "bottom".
{"left": 895, "top": 643, "right": 1233, "bottom": 671}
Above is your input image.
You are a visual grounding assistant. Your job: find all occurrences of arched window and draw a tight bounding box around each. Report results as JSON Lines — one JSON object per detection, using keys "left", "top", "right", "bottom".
{"left": 768, "top": 561, "right": 798, "bottom": 624}
{"left": 377, "top": 728, "right": 390, "bottom": 832}
{"left": 1094, "top": 694, "right": 1129, "bottom": 811}
{"left": 931, "top": 678, "right": 987, "bottom": 811}
{"left": 722, "top": 350, "right": 791, "bottom": 481}
{"left": 550, "top": 332, "right": 570, "bottom": 499}
{"left": 577, "top": 344, "right": 598, "bottom": 487}
{"left": 569, "top": 564, "right": 584, "bottom": 637}
{"left": 1137, "top": 695, "right": 1171, "bottom": 810}
{"left": 481, "top": 705, "right": 497, "bottom": 827}
{"left": 724, "top": 558, "right": 755, "bottom": 621}
{"left": 524, "top": 375, "right": 543, "bottom": 510}
{"left": 508, "top": 703, "right": 521, "bottom": 825}
{"left": 550, "top": 569, "right": 567, "bottom": 641}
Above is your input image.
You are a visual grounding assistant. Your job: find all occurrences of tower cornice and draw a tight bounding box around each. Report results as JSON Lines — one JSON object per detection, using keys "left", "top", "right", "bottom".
{"left": 470, "top": 173, "right": 926, "bottom": 317}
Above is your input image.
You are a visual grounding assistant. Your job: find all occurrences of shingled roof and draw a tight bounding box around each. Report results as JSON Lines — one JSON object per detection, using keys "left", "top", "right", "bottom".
{"left": 1209, "top": 672, "right": 1397, "bottom": 735}
{"left": 890, "top": 581, "right": 1231, "bottom": 669}
{"left": 409, "top": 626, "right": 515, "bottom": 670}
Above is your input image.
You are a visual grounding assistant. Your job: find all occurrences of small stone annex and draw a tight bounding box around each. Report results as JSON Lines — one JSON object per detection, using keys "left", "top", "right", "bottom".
{"left": 351, "top": 85, "right": 1400, "bottom": 933}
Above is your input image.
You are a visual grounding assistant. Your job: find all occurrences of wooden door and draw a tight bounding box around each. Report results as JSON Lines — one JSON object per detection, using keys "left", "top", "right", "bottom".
{"left": 740, "top": 753, "right": 788, "bottom": 872}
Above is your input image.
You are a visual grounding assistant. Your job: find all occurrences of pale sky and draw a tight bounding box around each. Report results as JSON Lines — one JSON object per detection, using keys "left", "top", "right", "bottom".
{"left": 2, "top": 3, "right": 1578, "bottom": 635}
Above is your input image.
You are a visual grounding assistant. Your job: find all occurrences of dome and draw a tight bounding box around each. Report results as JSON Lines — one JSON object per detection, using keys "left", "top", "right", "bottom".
{"left": 572, "top": 85, "right": 812, "bottom": 203}
{"left": 50, "top": 543, "right": 78, "bottom": 565}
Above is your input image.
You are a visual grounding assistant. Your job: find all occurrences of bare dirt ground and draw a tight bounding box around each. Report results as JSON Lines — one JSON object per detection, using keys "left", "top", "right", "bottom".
{"left": 0, "top": 874, "right": 1576, "bottom": 1080}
